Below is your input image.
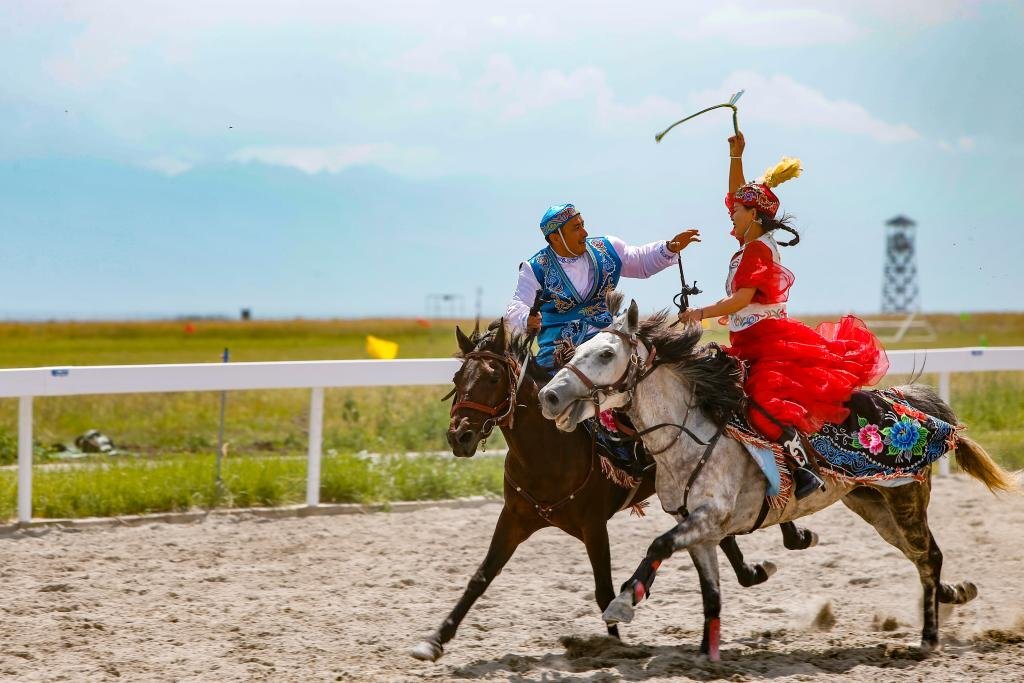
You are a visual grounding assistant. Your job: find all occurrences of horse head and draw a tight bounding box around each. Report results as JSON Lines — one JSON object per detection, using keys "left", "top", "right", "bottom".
{"left": 539, "top": 299, "right": 643, "bottom": 432}
{"left": 447, "top": 319, "right": 516, "bottom": 457}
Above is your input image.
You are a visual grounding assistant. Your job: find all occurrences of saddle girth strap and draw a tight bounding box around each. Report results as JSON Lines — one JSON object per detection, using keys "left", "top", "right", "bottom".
{"left": 676, "top": 424, "right": 725, "bottom": 520}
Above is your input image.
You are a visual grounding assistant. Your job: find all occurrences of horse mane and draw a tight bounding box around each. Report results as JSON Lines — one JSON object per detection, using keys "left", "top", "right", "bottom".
{"left": 637, "top": 311, "right": 747, "bottom": 426}
{"left": 606, "top": 291, "right": 625, "bottom": 316}
{"left": 455, "top": 319, "right": 549, "bottom": 383}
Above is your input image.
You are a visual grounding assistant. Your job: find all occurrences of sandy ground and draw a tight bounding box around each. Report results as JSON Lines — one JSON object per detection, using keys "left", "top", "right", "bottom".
{"left": 0, "top": 474, "right": 1022, "bottom": 682}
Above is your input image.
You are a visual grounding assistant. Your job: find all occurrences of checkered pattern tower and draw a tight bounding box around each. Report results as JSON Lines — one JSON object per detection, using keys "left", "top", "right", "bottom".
{"left": 881, "top": 215, "right": 919, "bottom": 313}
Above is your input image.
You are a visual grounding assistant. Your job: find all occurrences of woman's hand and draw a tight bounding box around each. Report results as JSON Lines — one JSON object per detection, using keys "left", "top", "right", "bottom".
{"left": 667, "top": 228, "right": 701, "bottom": 253}
{"left": 728, "top": 131, "right": 745, "bottom": 158}
{"left": 677, "top": 308, "right": 703, "bottom": 326}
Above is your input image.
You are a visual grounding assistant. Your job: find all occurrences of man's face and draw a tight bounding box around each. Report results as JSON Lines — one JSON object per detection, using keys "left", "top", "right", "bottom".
{"left": 555, "top": 214, "right": 588, "bottom": 254}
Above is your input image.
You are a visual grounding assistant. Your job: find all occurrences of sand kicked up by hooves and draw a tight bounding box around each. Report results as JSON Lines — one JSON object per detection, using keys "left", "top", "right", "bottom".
{"left": 0, "top": 474, "right": 1022, "bottom": 681}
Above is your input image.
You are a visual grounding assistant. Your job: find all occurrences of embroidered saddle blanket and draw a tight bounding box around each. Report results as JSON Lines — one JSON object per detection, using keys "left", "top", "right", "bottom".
{"left": 806, "top": 388, "right": 959, "bottom": 484}
{"left": 725, "top": 387, "right": 959, "bottom": 509}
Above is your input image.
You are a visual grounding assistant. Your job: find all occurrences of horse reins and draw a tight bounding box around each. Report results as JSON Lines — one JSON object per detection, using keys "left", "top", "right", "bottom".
{"left": 449, "top": 350, "right": 521, "bottom": 434}
{"left": 449, "top": 346, "right": 598, "bottom": 523}
{"left": 562, "top": 325, "right": 728, "bottom": 518}
{"left": 562, "top": 328, "right": 711, "bottom": 454}
{"left": 563, "top": 328, "right": 658, "bottom": 414}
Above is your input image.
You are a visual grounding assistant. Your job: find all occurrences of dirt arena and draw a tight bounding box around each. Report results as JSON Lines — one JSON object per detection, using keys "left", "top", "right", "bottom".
{"left": 0, "top": 474, "right": 1021, "bottom": 682}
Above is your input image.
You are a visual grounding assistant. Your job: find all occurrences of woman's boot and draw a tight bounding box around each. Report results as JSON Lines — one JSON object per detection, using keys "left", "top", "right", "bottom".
{"left": 778, "top": 427, "right": 825, "bottom": 499}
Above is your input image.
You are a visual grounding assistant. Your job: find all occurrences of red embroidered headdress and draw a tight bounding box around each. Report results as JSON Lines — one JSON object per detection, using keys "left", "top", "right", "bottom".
{"left": 725, "top": 157, "right": 802, "bottom": 218}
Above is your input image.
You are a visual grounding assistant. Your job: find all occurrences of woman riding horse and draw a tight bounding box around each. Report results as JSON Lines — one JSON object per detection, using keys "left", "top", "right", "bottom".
{"left": 678, "top": 132, "right": 888, "bottom": 498}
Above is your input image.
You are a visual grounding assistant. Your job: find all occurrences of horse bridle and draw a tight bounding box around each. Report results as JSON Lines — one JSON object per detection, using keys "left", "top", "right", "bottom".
{"left": 563, "top": 328, "right": 657, "bottom": 414}
{"left": 561, "top": 327, "right": 720, "bottom": 456}
{"left": 448, "top": 350, "right": 521, "bottom": 435}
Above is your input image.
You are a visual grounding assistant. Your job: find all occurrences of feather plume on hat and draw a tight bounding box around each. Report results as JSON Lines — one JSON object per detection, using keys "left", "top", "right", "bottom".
{"left": 758, "top": 157, "right": 802, "bottom": 189}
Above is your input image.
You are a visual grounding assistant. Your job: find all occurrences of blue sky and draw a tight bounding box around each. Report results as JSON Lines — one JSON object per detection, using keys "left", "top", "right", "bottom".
{"left": 1, "top": 1, "right": 1020, "bottom": 318}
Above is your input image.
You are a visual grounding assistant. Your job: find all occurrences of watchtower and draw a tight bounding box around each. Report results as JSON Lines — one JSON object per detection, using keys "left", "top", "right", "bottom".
{"left": 881, "top": 215, "right": 919, "bottom": 313}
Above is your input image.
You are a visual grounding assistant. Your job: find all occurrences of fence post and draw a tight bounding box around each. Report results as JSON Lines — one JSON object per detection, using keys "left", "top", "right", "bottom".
{"left": 17, "top": 396, "right": 33, "bottom": 523}
{"left": 938, "top": 372, "right": 951, "bottom": 477}
{"left": 306, "top": 387, "right": 325, "bottom": 507}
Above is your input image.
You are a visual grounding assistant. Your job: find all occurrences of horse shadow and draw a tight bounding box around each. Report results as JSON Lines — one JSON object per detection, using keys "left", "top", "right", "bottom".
{"left": 448, "top": 633, "right": 1002, "bottom": 681}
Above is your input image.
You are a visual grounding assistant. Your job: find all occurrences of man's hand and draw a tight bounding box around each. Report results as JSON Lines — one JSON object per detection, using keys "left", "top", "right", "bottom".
{"left": 728, "top": 132, "right": 745, "bottom": 158}
{"left": 527, "top": 312, "right": 542, "bottom": 334}
{"left": 667, "top": 228, "right": 701, "bottom": 253}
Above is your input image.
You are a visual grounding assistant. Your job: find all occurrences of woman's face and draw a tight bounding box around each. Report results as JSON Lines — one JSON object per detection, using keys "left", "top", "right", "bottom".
{"left": 730, "top": 204, "right": 757, "bottom": 245}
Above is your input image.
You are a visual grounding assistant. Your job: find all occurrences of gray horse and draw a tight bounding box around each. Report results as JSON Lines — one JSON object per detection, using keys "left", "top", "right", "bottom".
{"left": 539, "top": 299, "right": 1015, "bottom": 659}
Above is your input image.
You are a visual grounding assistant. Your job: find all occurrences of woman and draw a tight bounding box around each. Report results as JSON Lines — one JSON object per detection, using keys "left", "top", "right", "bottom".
{"left": 679, "top": 132, "right": 889, "bottom": 498}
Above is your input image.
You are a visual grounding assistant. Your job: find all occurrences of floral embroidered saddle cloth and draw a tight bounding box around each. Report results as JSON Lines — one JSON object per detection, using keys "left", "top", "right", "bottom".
{"left": 728, "top": 388, "right": 958, "bottom": 490}
{"left": 806, "top": 388, "right": 958, "bottom": 484}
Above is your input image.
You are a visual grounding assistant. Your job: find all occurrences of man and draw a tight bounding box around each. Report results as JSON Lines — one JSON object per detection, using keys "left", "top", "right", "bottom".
{"left": 507, "top": 203, "right": 700, "bottom": 368}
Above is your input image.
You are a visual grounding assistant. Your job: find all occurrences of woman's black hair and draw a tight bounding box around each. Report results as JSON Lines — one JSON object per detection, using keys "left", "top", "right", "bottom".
{"left": 757, "top": 211, "right": 800, "bottom": 247}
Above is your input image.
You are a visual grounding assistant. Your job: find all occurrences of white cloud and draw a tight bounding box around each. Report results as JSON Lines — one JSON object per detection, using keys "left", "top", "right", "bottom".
{"left": 473, "top": 59, "right": 922, "bottom": 144}
{"left": 472, "top": 56, "right": 681, "bottom": 126}
{"left": 845, "top": 0, "right": 982, "bottom": 24}
{"left": 938, "top": 136, "right": 977, "bottom": 153}
{"left": 678, "top": 5, "right": 863, "bottom": 46}
{"left": 689, "top": 72, "right": 921, "bottom": 143}
{"left": 143, "top": 156, "right": 192, "bottom": 176}
{"left": 230, "top": 143, "right": 439, "bottom": 176}
{"left": 957, "top": 136, "right": 976, "bottom": 151}
{"left": 472, "top": 56, "right": 608, "bottom": 120}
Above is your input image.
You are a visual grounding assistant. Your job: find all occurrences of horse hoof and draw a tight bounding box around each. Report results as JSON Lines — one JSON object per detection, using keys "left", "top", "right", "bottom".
{"left": 762, "top": 561, "right": 778, "bottom": 578}
{"left": 961, "top": 582, "right": 978, "bottom": 602}
{"left": 805, "top": 531, "right": 819, "bottom": 548}
{"left": 919, "top": 639, "right": 942, "bottom": 655}
{"left": 603, "top": 591, "right": 635, "bottom": 625}
{"left": 410, "top": 640, "right": 443, "bottom": 662}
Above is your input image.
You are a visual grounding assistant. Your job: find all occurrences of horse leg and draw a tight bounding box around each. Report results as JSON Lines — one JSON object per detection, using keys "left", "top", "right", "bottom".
{"left": 841, "top": 484, "right": 975, "bottom": 652}
{"left": 780, "top": 520, "right": 819, "bottom": 550}
{"left": 603, "top": 505, "right": 721, "bottom": 626}
{"left": 690, "top": 542, "right": 723, "bottom": 661}
{"left": 582, "top": 524, "right": 621, "bottom": 639}
{"left": 719, "top": 536, "right": 777, "bottom": 587}
{"left": 411, "top": 506, "right": 541, "bottom": 661}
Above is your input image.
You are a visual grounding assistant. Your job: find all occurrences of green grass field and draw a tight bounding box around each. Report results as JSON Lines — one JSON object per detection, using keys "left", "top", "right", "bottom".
{"left": 0, "top": 313, "right": 1021, "bottom": 520}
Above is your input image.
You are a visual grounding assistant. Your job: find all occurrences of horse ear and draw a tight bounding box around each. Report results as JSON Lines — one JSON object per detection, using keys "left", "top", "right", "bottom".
{"left": 493, "top": 318, "right": 508, "bottom": 351}
{"left": 626, "top": 299, "right": 639, "bottom": 334}
{"left": 456, "top": 326, "right": 474, "bottom": 354}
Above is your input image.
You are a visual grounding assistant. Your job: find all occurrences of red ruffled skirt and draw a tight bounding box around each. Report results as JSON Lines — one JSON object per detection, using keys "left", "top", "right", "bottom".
{"left": 726, "top": 316, "right": 889, "bottom": 440}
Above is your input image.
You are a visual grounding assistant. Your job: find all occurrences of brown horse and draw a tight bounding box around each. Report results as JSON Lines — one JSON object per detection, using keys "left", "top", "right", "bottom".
{"left": 410, "top": 320, "right": 816, "bottom": 661}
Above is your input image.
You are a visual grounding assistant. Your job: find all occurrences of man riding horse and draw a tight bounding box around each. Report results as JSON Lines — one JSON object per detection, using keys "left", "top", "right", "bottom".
{"left": 506, "top": 203, "right": 699, "bottom": 473}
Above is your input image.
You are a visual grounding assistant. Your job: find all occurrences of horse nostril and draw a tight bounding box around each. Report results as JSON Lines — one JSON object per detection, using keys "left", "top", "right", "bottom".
{"left": 544, "top": 391, "right": 559, "bottom": 405}
{"left": 458, "top": 431, "right": 474, "bottom": 445}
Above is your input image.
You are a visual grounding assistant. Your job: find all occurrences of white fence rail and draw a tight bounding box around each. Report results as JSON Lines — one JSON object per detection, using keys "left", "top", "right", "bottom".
{"left": 2, "top": 347, "right": 1023, "bottom": 523}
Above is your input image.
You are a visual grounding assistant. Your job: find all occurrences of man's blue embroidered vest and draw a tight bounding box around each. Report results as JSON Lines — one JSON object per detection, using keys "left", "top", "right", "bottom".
{"left": 527, "top": 237, "right": 622, "bottom": 368}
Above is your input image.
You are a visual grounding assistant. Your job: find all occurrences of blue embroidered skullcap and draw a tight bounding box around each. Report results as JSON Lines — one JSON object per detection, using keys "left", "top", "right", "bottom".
{"left": 539, "top": 203, "right": 579, "bottom": 237}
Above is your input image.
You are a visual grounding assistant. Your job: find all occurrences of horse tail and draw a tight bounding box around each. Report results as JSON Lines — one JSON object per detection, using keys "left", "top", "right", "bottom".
{"left": 895, "top": 384, "right": 1017, "bottom": 493}
{"left": 954, "top": 434, "right": 1018, "bottom": 493}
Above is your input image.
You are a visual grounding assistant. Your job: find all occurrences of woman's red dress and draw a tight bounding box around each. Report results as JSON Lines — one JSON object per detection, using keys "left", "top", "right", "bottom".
{"left": 725, "top": 240, "right": 889, "bottom": 440}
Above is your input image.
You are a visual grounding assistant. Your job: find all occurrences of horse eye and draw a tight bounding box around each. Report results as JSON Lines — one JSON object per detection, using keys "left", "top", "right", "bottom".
{"left": 600, "top": 349, "right": 615, "bottom": 361}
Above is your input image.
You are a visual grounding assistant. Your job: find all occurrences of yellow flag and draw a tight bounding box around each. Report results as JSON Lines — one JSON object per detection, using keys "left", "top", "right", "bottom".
{"left": 366, "top": 335, "right": 399, "bottom": 360}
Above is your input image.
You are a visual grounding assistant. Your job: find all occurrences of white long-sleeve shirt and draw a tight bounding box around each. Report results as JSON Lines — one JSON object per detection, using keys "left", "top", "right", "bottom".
{"left": 506, "top": 235, "right": 678, "bottom": 332}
